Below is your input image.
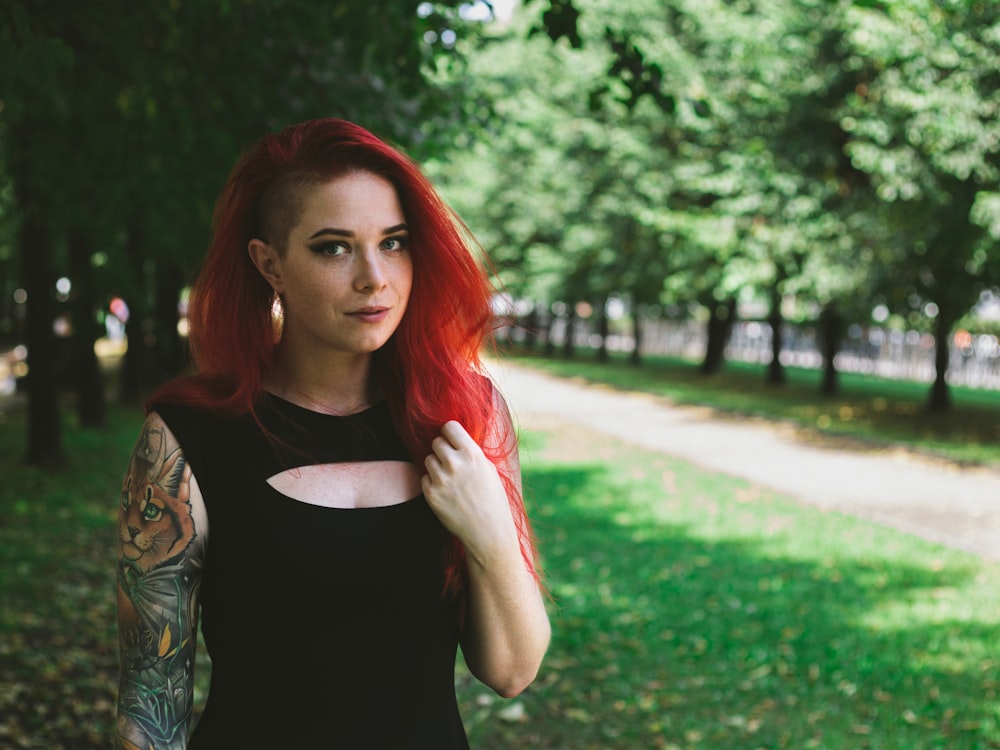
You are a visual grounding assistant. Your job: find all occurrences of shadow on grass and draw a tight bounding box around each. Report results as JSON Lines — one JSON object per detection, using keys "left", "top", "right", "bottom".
{"left": 0, "top": 407, "right": 138, "bottom": 749}
{"left": 460, "top": 453, "right": 1000, "bottom": 750}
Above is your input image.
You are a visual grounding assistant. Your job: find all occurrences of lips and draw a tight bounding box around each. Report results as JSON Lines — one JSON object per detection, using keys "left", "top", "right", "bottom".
{"left": 347, "top": 306, "right": 390, "bottom": 322}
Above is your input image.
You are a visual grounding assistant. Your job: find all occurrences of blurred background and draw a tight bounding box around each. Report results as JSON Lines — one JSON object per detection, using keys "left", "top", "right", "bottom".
{"left": 1, "top": 0, "right": 998, "bottom": 464}
{"left": 2, "top": 1, "right": 1000, "bottom": 748}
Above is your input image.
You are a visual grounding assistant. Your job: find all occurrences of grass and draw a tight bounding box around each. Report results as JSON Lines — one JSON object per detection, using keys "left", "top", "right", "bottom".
{"left": 0, "top": 404, "right": 134, "bottom": 748}
{"left": 460, "top": 426, "right": 1000, "bottom": 749}
{"left": 1, "top": 390, "right": 998, "bottom": 749}
{"left": 508, "top": 347, "right": 1000, "bottom": 468}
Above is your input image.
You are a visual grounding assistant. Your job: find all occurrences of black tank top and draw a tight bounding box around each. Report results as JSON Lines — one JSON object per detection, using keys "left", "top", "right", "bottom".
{"left": 156, "top": 394, "right": 469, "bottom": 749}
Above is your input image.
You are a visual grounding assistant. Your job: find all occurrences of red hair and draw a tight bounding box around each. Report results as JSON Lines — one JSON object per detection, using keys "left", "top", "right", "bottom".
{"left": 149, "top": 118, "right": 538, "bottom": 598}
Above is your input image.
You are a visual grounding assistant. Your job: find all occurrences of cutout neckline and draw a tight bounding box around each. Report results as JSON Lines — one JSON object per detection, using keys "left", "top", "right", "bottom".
{"left": 264, "top": 460, "right": 424, "bottom": 511}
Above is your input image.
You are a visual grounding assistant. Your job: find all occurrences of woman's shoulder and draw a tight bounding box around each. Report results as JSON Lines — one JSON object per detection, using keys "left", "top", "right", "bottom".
{"left": 147, "top": 381, "right": 260, "bottom": 469}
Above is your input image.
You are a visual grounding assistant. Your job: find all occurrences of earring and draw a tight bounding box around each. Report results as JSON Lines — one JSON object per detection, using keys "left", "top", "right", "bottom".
{"left": 270, "top": 291, "right": 284, "bottom": 343}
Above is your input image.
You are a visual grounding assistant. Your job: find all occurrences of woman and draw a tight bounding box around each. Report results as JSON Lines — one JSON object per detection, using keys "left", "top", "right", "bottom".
{"left": 115, "top": 118, "right": 550, "bottom": 749}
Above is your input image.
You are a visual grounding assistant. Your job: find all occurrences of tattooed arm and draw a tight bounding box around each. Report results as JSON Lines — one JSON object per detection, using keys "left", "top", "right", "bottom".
{"left": 116, "top": 412, "right": 208, "bottom": 750}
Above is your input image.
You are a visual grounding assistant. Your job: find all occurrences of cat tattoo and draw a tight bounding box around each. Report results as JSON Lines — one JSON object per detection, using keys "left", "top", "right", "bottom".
{"left": 116, "top": 420, "right": 202, "bottom": 750}
{"left": 119, "top": 425, "right": 194, "bottom": 575}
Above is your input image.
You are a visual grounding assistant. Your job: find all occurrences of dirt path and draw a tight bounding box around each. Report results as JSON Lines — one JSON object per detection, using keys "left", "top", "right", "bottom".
{"left": 488, "top": 360, "right": 1000, "bottom": 562}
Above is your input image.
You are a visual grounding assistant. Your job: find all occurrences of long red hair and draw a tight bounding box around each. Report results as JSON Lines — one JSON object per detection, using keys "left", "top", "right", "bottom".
{"left": 149, "top": 118, "right": 538, "bottom": 598}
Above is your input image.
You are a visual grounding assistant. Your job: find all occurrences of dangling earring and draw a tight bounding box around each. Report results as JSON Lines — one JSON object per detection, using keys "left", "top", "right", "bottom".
{"left": 270, "top": 291, "right": 285, "bottom": 343}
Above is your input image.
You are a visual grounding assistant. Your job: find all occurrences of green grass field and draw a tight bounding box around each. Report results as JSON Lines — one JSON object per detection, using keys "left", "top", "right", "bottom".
{"left": 460, "top": 426, "right": 1000, "bottom": 749}
{"left": 1, "top": 363, "right": 998, "bottom": 748}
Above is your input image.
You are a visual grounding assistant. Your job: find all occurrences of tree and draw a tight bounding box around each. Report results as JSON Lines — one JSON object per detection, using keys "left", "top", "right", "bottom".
{"left": 1, "top": 3, "right": 75, "bottom": 466}
{"left": 546, "top": 0, "right": 869, "bottom": 384}
{"left": 840, "top": 0, "right": 1000, "bottom": 411}
{"left": 432, "top": 0, "right": 998, "bottom": 409}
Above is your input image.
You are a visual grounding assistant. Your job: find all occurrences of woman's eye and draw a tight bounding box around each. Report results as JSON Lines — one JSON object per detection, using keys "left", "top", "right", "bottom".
{"left": 382, "top": 236, "right": 409, "bottom": 252}
{"left": 312, "top": 242, "right": 349, "bottom": 256}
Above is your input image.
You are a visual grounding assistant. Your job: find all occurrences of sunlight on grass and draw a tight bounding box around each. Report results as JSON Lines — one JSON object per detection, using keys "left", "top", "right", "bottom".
{"left": 459, "top": 424, "right": 1000, "bottom": 749}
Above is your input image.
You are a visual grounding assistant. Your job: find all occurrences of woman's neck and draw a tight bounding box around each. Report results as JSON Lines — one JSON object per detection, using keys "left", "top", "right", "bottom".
{"left": 266, "top": 345, "right": 379, "bottom": 415}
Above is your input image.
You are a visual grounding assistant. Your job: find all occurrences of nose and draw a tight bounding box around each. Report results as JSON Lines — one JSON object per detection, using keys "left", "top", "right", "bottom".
{"left": 354, "top": 247, "right": 387, "bottom": 292}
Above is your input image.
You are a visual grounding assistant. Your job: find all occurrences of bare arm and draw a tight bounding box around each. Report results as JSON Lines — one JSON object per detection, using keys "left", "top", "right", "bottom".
{"left": 116, "top": 413, "right": 207, "bottom": 749}
{"left": 421, "top": 394, "right": 550, "bottom": 698}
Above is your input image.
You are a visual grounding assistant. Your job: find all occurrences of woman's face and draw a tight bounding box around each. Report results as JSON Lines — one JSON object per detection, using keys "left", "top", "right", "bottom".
{"left": 252, "top": 171, "right": 413, "bottom": 361}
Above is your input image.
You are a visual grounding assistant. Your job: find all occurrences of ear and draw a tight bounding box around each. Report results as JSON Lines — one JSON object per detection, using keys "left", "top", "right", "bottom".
{"left": 248, "top": 239, "right": 285, "bottom": 294}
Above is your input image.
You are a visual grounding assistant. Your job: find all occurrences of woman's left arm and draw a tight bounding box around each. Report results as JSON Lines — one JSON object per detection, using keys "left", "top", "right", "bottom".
{"left": 421, "top": 405, "right": 550, "bottom": 698}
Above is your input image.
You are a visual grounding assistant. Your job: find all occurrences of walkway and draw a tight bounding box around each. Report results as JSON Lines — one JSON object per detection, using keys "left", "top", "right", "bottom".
{"left": 488, "top": 360, "right": 1000, "bottom": 562}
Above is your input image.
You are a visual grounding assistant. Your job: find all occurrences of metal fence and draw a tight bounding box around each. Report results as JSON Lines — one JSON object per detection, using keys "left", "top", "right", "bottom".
{"left": 502, "top": 316, "right": 1000, "bottom": 391}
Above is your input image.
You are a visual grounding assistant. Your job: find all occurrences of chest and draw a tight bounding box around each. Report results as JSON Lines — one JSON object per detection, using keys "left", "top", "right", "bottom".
{"left": 264, "top": 460, "right": 423, "bottom": 509}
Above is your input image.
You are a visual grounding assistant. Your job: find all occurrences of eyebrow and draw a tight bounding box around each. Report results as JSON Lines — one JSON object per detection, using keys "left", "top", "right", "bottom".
{"left": 307, "top": 223, "right": 409, "bottom": 240}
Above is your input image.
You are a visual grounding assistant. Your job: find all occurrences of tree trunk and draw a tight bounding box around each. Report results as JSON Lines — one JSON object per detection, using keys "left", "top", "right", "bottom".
{"left": 629, "top": 309, "right": 643, "bottom": 367}
{"left": 120, "top": 224, "right": 153, "bottom": 405}
{"left": 700, "top": 298, "right": 736, "bottom": 375}
{"left": 818, "top": 303, "right": 841, "bottom": 397}
{"left": 595, "top": 299, "right": 609, "bottom": 363}
{"left": 121, "top": 315, "right": 147, "bottom": 404}
{"left": 562, "top": 307, "right": 576, "bottom": 359}
{"left": 154, "top": 261, "right": 186, "bottom": 382}
{"left": 69, "top": 232, "right": 106, "bottom": 427}
{"left": 18, "top": 172, "right": 64, "bottom": 467}
{"left": 522, "top": 305, "right": 540, "bottom": 351}
{"left": 928, "top": 312, "right": 952, "bottom": 413}
{"left": 766, "top": 283, "right": 786, "bottom": 386}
